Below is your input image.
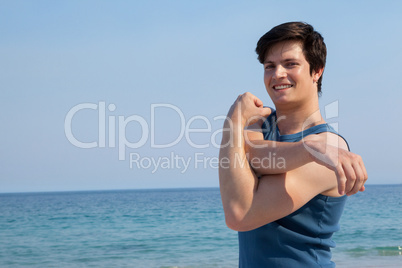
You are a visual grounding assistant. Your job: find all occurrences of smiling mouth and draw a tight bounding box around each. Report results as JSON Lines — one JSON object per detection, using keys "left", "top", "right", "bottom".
{"left": 273, "top": 84, "right": 293, "bottom": 90}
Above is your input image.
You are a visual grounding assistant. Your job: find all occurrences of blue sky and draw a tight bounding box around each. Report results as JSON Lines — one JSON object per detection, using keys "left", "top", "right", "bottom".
{"left": 1, "top": 0, "right": 401, "bottom": 193}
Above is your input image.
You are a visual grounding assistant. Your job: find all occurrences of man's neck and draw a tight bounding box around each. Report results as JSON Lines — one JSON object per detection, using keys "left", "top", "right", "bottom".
{"left": 275, "top": 99, "right": 324, "bottom": 135}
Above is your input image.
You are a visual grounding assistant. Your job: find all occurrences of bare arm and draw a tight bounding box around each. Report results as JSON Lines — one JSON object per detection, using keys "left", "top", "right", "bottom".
{"left": 219, "top": 95, "right": 268, "bottom": 231}
{"left": 244, "top": 127, "right": 309, "bottom": 174}
{"left": 244, "top": 123, "right": 368, "bottom": 196}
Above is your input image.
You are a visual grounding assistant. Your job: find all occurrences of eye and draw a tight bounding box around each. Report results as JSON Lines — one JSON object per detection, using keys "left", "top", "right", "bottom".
{"left": 286, "top": 62, "right": 298, "bottom": 67}
{"left": 264, "top": 64, "right": 274, "bottom": 70}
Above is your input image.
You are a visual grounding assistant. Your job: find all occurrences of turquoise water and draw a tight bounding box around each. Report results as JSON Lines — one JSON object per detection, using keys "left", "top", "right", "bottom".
{"left": 0, "top": 185, "right": 401, "bottom": 267}
{"left": 332, "top": 184, "right": 402, "bottom": 267}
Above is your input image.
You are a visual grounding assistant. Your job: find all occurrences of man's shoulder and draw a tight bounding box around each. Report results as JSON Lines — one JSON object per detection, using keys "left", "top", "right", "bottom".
{"left": 313, "top": 131, "right": 349, "bottom": 151}
{"left": 261, "top": 109, "right": 277, "bottom": 140}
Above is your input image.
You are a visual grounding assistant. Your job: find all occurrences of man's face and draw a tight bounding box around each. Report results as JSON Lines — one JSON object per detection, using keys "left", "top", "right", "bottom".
{"left": 263, "top": 41, "right": 318, "bottom": 108}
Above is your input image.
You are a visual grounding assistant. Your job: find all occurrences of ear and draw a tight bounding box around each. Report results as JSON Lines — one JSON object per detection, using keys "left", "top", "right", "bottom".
{"left": 313, "top": 67, "right": 324, "bottom": 82}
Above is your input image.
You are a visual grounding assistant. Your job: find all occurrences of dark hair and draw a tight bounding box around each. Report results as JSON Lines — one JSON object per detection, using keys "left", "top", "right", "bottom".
{"left": 256, "top": 22, "right": 327, "bottom": 94}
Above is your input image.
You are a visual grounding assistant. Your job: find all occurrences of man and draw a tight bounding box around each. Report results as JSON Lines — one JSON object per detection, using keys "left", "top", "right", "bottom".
{"left": 219, "top": 22, "right": 367, "bottom": 267}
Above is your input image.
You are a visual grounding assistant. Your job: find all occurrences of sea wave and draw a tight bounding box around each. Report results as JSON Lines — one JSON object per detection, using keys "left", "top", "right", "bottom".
{"left": 343, "top": 246, "right": 402, "bottom": 257}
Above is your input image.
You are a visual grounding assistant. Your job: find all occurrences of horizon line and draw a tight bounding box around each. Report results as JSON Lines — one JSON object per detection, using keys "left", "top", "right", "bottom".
{"left": 1, "top": 183, "right": 401, "bottom": 195}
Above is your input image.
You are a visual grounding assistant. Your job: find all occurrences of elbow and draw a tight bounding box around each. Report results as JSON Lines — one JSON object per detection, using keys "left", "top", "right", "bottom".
{"left": 225, "top": 215, "right": 242, "bottom": 231}
{"left": 224, "top": 210, "right": 258, "bottom": 232}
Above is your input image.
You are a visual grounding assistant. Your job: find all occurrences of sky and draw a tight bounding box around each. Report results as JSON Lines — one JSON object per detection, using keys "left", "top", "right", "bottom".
{"left": 1, "top": 0, "right": 402, "bottom": 193}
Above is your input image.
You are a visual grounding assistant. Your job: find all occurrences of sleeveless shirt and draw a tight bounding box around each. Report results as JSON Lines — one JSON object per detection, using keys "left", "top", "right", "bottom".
{"left": 238, "top": 111, "right": 348, "bottom": 268}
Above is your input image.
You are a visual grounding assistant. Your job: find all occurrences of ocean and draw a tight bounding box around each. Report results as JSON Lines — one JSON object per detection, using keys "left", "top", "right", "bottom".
{"left": 0, "top": 185, "right": 401, "bottom": 267}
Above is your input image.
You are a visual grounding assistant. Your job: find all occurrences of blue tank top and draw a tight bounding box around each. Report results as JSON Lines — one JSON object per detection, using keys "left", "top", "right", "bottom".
{"left": 238, "top": 111, "right": 348, "bottom": 268}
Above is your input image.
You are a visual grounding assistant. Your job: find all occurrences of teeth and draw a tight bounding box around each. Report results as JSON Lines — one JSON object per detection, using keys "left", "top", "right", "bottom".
{"left": 274, "top": 85, "right": 292, "bottom": 90}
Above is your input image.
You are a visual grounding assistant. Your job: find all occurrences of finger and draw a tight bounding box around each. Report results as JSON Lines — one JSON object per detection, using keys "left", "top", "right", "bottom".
{"left": 347, "top": 162, "right": 365, "bottom": 196}
{"left": 254, "top": 97, "right": 263, "bottom": 107}
{"left": 260, "top": 107, "right": 272, "bottom": 118}
{"left": 359, "top": 159, "right": 368, "bottom": 183}
{"left": 342, "top": 163, "right": 356, "bottom": 195}
{"left": 336, "top": 166, "right": 346, "bottom": 195}
{"left": 356, "top": 157, "right": 368, "bottom": 192}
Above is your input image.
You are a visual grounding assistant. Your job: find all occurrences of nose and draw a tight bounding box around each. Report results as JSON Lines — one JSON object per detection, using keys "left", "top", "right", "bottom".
{"left": 273, "top": 65, "right": 286, "bottom": 79}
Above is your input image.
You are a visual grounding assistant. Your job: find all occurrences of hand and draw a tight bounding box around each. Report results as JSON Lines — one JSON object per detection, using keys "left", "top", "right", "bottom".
{"left": 304, "top": 137, "right": 368, "bottom": 196}
{"left": 226, "top": 92, "right": 271, "bottom": 127}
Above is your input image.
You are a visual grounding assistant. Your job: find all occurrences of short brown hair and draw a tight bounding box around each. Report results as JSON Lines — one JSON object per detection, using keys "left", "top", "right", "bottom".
{"left": 256, "top": 22, "right": 327, "bottom": 94}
